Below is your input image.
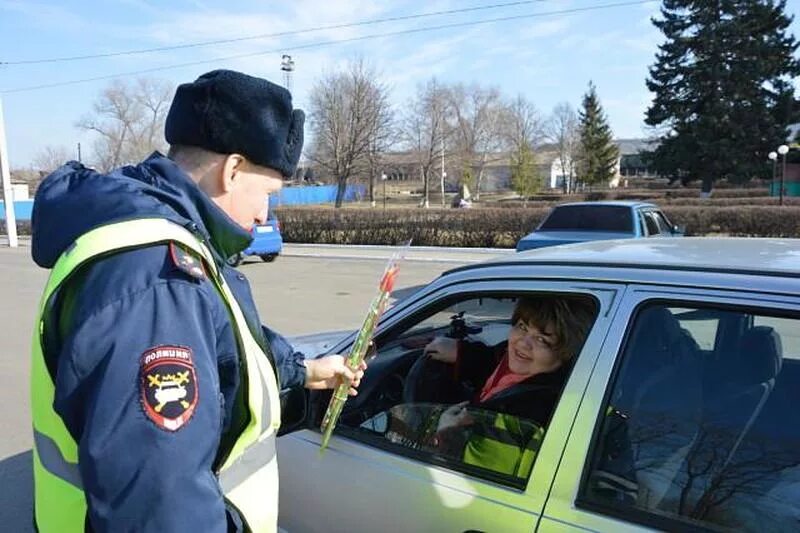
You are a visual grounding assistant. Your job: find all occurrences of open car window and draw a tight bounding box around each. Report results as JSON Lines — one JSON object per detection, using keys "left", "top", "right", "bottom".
{"left": 322, "top": 293, "right": 598, "bottom": 489}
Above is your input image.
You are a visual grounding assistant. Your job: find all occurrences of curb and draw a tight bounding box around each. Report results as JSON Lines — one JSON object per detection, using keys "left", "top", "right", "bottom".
{"left": 280, "top": 251, "right": 483, "bottom": 264}
{"left": 285, "top": 243, "right": 512, "bottom": 254}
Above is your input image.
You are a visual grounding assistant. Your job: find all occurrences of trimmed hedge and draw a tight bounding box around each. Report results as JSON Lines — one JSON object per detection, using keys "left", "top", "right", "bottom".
{"left": 502, "top": 197, "right": 800, "bottom": 208}
{"left": 1, "top": 220, "right": 31, "bottom": 235}
{"left": 498, "top": 188, "right": 774, "bottom": 207}
{"left": 664, "top": 206, "right": 800, "bottom": 238}
{"left": 276, "top": 205, "right": 800, "bottom": 247}
{"left": 10, "top": 205, "right": 799, "bottom": 247}
{"left": 275, "top": 207, "right": 549, "bottom": 248}
{"left": 661, "top": 197, "right": 800, "bottom": 207}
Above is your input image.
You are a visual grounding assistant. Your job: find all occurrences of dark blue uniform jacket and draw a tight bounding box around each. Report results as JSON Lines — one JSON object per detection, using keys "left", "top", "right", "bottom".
{"left": 31, "top": 153, "right": 307, "bottom": 532}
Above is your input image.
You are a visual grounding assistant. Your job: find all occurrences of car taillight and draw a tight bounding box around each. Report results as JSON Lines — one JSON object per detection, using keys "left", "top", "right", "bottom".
{"left": 275, "top": 220, "right": 280, "bottom": 231}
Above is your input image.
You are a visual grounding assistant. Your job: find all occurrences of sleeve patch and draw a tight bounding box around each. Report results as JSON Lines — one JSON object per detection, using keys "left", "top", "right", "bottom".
{"left": 140, "top": 345, "right": 198, "bottom": 431}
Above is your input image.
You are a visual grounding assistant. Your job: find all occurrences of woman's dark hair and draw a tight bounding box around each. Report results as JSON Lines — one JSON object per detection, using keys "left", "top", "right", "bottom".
{"left": 511, "top": 295, "right": 597, "bottom": 362}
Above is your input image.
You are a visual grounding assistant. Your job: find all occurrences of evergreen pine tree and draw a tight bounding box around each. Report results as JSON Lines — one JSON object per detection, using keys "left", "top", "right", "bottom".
{"left": 578, "top": 82, "right": 619, "bottom": 189}
{"left": 645, "top": 0, "right": 800, "bottom": 193}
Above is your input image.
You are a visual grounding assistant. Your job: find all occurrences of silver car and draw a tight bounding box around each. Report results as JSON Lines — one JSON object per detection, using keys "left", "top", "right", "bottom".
{"left": 278, "top": 238, "right": 800, "bottom": 532}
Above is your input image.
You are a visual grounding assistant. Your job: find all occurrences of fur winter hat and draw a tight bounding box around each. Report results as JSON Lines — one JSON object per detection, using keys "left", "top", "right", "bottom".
{"left": 165, "top": 69, "right": 304, "bottom": 177}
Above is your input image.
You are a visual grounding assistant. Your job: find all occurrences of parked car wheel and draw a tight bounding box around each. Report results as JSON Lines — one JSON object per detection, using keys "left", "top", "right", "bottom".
{"left": 260, "top": 254, "right": 277, "bottom": 263}
{"left": 226, "top": 252, "right": 243, "bottom": 267}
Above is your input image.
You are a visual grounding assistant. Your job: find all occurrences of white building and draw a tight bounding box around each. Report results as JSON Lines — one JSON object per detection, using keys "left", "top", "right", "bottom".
{"left": 10, "top": 183, "right": 29, "bottom": 200}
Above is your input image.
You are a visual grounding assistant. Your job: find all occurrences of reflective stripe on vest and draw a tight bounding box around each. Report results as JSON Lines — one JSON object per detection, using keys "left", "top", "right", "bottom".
{"left": 31, "top": 218, "right": 282, "bottom": 532}
{"left": 463, "top": 413, "right": 544, "bottom": 480}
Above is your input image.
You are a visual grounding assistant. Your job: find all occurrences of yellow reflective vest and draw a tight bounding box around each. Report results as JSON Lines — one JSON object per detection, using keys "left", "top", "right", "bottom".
{"left": 463, "top": 412, "right": 544, "bottom": 481}
{"left": 31, "top": 218, "right": 282, "bottom": 532}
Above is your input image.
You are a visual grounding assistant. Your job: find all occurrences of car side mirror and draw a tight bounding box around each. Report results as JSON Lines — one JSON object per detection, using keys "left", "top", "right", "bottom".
{"left": 673, "top": 224, "right": 686, "bottom": 235}
{"left": 278, "top": 386, "right": 309, "bottom": 436}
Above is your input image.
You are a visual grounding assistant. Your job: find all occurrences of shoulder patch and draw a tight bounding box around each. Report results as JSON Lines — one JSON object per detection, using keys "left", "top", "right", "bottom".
{"left": 140, "top": 345, "right": 198, "bottom": 431}
{"left": 169, "top": 242, "right": 206, "bottom": 280}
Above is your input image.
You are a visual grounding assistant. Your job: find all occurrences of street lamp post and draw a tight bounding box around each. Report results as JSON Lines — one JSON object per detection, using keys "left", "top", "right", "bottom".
{"left": 441, "top": 171, "right": 447, "bottom": 208}
{"left": 280, "top": 55, "right": 295, "bottom": 93}
{"left": 769, "top": 151, "right": 778, "bottom": 197}
{"left": 778, "top": 144, "right": 789, "bottom": 206}
{"left": 440, "top": 137, "right": 446, "bottom": 207}
{"left": 381, "top": 172, "right": 387, "bottom": 210}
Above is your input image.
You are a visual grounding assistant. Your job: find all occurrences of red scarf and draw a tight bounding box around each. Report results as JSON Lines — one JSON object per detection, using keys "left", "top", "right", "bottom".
{"left": 477, "top": 352, "right": 530, "bottom": 403}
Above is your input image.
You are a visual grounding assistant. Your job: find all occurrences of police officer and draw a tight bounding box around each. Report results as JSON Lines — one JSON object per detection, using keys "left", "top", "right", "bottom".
{"left": 30, "top": 69, "right": 364, "bottom": 532}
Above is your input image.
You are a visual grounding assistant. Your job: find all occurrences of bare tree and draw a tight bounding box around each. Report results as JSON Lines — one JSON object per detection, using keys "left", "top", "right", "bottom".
{"left": 6, "top": 145, "right": 76, "bottom": 199}
{"left": 447, "top": 83, "right": 504, "bottom": 200}
{"left": 130, "top": 78, "right": 174, "bottom": 158}
{"left": 76, "top": 78, "right": 173, "bottom": 172}
{"left": 366, "top": 134, "right": 396, "bottom": 207}
{"left": 502, "top": 94, "right": 544, "bottom": 155}
{"left": 499, "top": 95, "right": 545, "bottom": 204}
{"left": 308, "top": 59, "right": 393, "bottom": 208}
{"left": 32, "top": 145, "right": 73, "bottom": 173}
{"left": 547, "top": 102, "right": 580, "bottom": 193}
{"left": 402, "top": 78, "right": 450, "bottom": 208}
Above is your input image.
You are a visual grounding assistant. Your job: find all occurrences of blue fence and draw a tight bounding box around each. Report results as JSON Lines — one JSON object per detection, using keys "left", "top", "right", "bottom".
{"left": 1, "top": 185, "right": 366, "bottom": 221}
{"left": 271, "top": 184, "right": 366, "bottom": 206}
{"left": 0, "top": 200, "right": 34, "bottom": 221}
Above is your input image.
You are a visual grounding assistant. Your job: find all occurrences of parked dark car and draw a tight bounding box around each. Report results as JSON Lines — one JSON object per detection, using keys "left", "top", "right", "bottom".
{"left": 516, "top": 201, "right": 684, "bottom": 252}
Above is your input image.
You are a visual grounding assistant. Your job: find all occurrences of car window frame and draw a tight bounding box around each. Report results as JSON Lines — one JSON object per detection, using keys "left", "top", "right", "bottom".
{"left": 652, "top": 210, "right": 674, "bottom": 234}
{"left": 540, "top": 284, "right": 800, "bottom": 533}
{"left": 334, "top": 293, "right": 526, "bottom": 488}
{"left": 641, "top": 210, "right": 661, "bottom": 236}
{"left": 303, "top": 278, "right": 625, "bottom": 508}
{"left": 333, "top": 286, "right": 600, "bottom": 489}
{"left": 635, "top": 210, "right": 648, "bottom": 236}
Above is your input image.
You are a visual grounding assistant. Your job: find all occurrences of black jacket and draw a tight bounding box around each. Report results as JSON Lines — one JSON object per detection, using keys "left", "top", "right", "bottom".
{"left": 453, "top": 339, "right": 639, "bottom": 503}
{"left": 455, "top": 339, "right": 570, "bottom": 427}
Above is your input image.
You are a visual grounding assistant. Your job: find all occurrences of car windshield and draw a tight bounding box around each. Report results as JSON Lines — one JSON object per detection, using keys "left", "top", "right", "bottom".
{"left": 539, "top": 205, "right": 633, "bottom": 232}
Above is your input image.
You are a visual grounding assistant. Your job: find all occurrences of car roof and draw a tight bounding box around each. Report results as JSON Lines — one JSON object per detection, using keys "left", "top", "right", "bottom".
{"left": 554, "top": 200, "right": 657, "bottom": 208}
{"left": 448, "top": 238, "right": 800, "bottom": 279}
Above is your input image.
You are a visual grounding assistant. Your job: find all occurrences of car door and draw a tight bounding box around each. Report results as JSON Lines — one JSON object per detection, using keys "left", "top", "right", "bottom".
{"left": 277, "top": 279, "right": 625, "bottom": 533}
{"left": 651, "top": 210, "right": 679, "bottom": 237}
{"left": 538, "top": 284, "right": 800, "bottom": 532}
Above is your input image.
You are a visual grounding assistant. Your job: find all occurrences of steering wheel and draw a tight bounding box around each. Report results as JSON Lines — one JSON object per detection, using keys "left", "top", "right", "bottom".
{"left": 402, "top": 314, "right": 483, "bottom": 404}
{"left": 402, "top": 351, "right": 465, "bottom": 404}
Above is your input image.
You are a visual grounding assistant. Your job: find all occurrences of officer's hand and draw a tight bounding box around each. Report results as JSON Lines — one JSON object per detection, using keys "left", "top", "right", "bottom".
{"left": 304, "top": 355, "right": 367, "bottom": 396}
{"left": 423, "top": 337, "right": 458, "bottom": 363}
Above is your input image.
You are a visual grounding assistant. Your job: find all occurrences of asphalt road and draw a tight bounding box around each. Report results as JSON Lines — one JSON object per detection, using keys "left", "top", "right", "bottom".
{"left": 0, "top": 241, "right": 511, "bottom": 529}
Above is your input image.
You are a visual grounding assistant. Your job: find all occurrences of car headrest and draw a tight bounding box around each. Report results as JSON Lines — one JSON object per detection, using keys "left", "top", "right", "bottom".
{"left": 732, "top": 326, "right": 783, "bottom": 385}
{"left": 613, "top": 306, "right": 701, "bottom": 412}
{"left": 628, "top": 306, "right": 688, "bottom": 362}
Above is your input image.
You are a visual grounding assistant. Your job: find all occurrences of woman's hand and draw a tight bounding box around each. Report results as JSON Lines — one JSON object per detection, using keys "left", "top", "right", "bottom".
{"left": 423, "top": 337, "right": 458, "bottom": 363}
{"left": 303, "top": 355, "right": 367, "bottom": 396}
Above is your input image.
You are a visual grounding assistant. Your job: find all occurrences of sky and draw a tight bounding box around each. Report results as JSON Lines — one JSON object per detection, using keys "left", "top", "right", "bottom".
{"left": 0, "top": 0, "right": 798, "bottom": 169}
